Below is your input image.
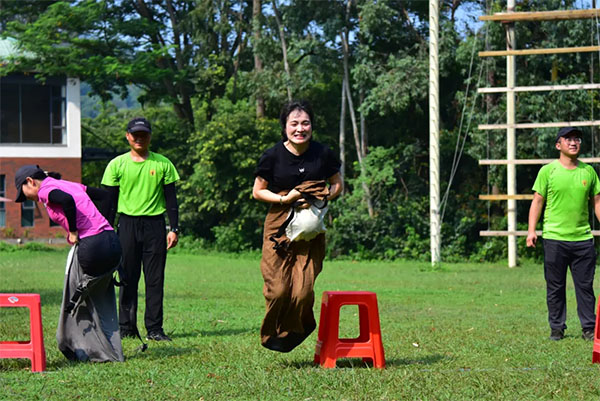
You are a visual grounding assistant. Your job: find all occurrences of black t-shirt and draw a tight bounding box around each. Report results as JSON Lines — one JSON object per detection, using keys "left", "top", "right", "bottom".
{"left": 255, "top": 140, "right": 341, "bottom": 193}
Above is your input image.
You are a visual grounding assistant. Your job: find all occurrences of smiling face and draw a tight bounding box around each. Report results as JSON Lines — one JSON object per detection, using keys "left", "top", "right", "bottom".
{"left": 126, "top": 131, "right": 151, "bottom": 154}
{"left": 284, "top": 109, "right": 312, "bottom": 146}
{"left": 556, "top": 133, "right": 581, "bottom": 158}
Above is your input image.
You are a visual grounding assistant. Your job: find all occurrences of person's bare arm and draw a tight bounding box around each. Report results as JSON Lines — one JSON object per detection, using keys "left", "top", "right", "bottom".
{"left": 252, "top": 176, "right": 302, "bottom": 204}
{"left": 327, "top": 172, "right": 343, "bottom": 201}
{"left": 526, "top": 192, "right": 545, "bottom": 247}
{"left": 593, "top": 193, "right": 600, "bottom": 223}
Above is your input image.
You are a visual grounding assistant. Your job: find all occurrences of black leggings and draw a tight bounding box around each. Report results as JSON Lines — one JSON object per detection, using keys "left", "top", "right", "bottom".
{"left": 78, "top": 230, "right": 122, "bottom": 276}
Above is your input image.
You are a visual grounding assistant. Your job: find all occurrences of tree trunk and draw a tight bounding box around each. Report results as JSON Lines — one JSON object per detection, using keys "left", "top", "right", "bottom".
{"left": 271, "top": 0, "right": 292, "bottom": 101}
{"left": 341, "top": 26, "right": 374, "bottom": 217}
{"left": 252, "top": 0, "right": 265, "bottom": 118}
{"left": 135, "top": 0, "right": 195, "bottom": 128}
{"left": 339, "top": 79, "right": 347, "bottom": 183}
{"left": 359, "top": 88, "right": 367, "bottom": 158}
{"left": 231, "top": 3, "right": 246, "bottom": 100}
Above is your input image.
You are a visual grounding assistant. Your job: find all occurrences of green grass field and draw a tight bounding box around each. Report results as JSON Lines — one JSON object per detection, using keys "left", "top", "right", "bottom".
{"left": 1, "top": 249, "right": 600, "bottom": 400}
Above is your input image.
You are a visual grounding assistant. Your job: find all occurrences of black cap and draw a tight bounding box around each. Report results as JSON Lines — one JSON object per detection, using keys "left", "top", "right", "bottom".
{"left": 14, "top": 165, "right": 44, "bottom": 202}
{"left": 556, "top": 127, "right": 582, "bottom": 143}
{"left": 126, "top": 117, "right": 152, "bottom": 133}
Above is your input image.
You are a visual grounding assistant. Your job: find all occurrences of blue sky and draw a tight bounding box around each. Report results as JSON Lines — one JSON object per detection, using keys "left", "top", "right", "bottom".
{"left": 454, "top": 0, "right": 597, "bottom": 36}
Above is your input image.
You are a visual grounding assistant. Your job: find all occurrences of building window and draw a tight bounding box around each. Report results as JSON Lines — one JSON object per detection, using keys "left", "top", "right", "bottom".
{"left": 0, "top": 75, "right": 67, "bottom": 144}
{"left": 0, "top": 175, "right": 5, "bottom": 227}
{"left": 21, "top": 200, "right": 34, "bottom": 227}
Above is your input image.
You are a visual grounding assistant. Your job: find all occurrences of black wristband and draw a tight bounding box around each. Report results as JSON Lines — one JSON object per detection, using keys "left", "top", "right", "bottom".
{"left": 170, "top": 227, "right": 179, "bottom": 234}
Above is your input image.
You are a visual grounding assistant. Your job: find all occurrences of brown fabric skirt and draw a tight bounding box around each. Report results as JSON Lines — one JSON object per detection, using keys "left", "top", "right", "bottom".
{"left": 259, "top": 202, "right": 326, "bottom": 352}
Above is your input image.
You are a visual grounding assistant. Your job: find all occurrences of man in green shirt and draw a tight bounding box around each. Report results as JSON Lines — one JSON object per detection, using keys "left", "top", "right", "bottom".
{"left": 102, "top": 117, "right": 180, "bottom": 342}
{"left": 527, "top": 127, "right": 600, "bottom": 341}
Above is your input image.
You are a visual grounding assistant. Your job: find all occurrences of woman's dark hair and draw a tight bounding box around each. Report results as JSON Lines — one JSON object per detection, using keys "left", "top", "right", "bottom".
{"left": 31, "top": 171, "right": 62, "bottom": 180}
{"left": 279, "top": 100, "right": 314, "bottom": 140}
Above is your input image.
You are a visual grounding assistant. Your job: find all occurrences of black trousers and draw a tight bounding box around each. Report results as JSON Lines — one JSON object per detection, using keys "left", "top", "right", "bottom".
{"left": 78, "top": 230, "right": 122, "bottom": 277}
{"left": 117, "top": 214, "right": 167, "bottom": 333}
{"left": 543, "top": 238, "right": 597, "bottom": 331}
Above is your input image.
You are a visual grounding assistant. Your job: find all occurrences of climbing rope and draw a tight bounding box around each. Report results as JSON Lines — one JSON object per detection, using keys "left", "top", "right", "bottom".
{"left": 439, "top": 8, "right": 488, "bottom": 223}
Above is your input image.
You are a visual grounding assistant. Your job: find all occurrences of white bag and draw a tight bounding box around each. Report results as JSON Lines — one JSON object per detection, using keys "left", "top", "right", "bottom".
{"left": 285, "top": 205, "right": 328, "bottom": 241}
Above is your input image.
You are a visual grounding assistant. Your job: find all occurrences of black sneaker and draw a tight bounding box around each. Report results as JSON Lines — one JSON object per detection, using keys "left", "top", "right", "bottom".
{"left": 582, "top": 329, "right": 595, "bottom": 341}
{"left": 120, "top": 328, "right": 137, "bottom": 339}
{"left": 146, "top": 329, "right": 172, "bottom": 342}
{"left": 549, "top": 328, "right": 564, "bottom": 341}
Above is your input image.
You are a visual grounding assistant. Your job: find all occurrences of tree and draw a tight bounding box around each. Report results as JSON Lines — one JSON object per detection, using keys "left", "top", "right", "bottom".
{"left": 2, "top": 0, "right": 253, "bottom": 130}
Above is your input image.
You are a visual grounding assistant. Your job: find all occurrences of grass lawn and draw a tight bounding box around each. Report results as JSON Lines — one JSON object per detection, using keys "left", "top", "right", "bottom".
{"left": 1, "top": 248, "right": 600, "bottom": 400}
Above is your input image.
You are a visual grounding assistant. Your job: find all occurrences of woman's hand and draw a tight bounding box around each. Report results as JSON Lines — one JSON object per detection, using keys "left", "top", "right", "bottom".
{"left": 68, "top": 231, "right": 79, "bottom": 244}
{"left": 252, "top": 176, "right": 305, "bottom": 205}
{"left": 283, "top": 189, "right": 303, "bottom": 204}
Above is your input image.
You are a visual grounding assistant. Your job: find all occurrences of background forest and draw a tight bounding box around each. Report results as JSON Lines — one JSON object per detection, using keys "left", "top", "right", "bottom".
{"left": 2, "top": 0, "right": 599, "bottom": 262}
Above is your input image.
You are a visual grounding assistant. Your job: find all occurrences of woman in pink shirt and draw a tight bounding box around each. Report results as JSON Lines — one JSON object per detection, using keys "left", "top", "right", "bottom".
{"left": 15, "top": 165, "right": 121, "bottom": 275}
{"left": 14, "top": 164, "right": 124, "bottom": 362}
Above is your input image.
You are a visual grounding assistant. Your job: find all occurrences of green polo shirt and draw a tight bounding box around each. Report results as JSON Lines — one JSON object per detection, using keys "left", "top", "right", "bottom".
{"left": 532, "top": 160, "right": 600, "bottom": 241}
{"left": 101, "top": 151, "right": 180, "bottom": 216}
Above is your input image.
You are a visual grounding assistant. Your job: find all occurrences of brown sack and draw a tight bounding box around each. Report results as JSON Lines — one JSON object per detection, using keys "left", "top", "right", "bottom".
{"left": 259, "top": 180, "right": 329, "bottom": 352}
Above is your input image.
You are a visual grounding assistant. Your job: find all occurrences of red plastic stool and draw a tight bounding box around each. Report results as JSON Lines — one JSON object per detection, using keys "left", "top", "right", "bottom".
{"left": 313, "top": 291, "right": 385, "bottom": 368}
{"left": 592, "top": 297, "right": 600, "bottom": 363}
{"left": 0, "top": 294, "right": 46, "bottom": 372}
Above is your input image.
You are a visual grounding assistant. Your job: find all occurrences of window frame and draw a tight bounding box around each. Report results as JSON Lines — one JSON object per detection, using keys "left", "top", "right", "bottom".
{"left": 0, "top": 174, "right": 5, "bottom": 228}
{"left": 0, "top": 75, "right": 67, "bottom": 145}
{"left": 21, "top": 200, "right": 35, "bottom": 227}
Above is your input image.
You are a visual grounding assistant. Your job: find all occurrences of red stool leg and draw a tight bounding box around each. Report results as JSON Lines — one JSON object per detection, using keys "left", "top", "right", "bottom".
{"left": 28, "top": 295, "right": 46, "bottom": 372}
{"left": 357, "top": 303, "right": 374, "bottom": 364}
{"left": 314, "top": 293, "right": 329, "bottom": 365}
{"left": 593, "top": 297, "right": 600, "bottom": 363}
{"left": 319, "top": 294, "right": 342, "bottom": 368}
{"left": 366, "top": 295, "right": 385, "bottom": 368}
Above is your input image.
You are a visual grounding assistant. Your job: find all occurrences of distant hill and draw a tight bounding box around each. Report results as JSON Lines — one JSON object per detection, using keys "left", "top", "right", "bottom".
{"left": 80, "top": 82, "right": 142, "bottom": 118}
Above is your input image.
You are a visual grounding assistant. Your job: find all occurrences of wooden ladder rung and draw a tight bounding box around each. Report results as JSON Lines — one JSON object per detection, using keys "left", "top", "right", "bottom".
{"left": 479, "top": 46, "right": 600, "bottom": 57}
{"left": 478, "top": 83, "right": 600, "bottom": 93}
{"left": 480, "top": 230, "right": 600, "bottom": 236}
{"left": 479, "top": 121, "right": 600, "bottom": 130}
{"left": 479, "top": 194, "right": 533, "bottom": 201}
{"left": 479, "top": 9, "right": 600, "bottom": 22}
{"left": 480, "top": 230, "right": 540, "bottom": 236}
{"left": 479, "top": 158, "right": 600, "bottom": 165}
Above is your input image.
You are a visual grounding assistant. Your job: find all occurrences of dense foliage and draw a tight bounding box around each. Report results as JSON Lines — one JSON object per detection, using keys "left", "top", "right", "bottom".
{"left": 2, "top": 0, "right": 598, "bottom": 262}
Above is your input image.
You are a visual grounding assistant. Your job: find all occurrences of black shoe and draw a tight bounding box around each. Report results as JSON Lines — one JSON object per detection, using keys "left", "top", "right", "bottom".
{"left": 549, "top": 328, "right": 564, "bottom": 341}
{"left": 120, "top": 328, "right": 137, "bottom": 339}
{"left": 582, "top": 329, "right": 595, "bottom": 341}
{"left": 146, "top": 329, "right": 172, "bottom": 342}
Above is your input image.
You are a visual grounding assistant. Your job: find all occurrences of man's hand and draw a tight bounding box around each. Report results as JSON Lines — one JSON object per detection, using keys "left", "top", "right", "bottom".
{"left": 526, "top": 231, "right": 537, "bottom": 248}
{"left": 166, "top": 231, "right": 178, "bottom": 250}
{"left": 527, "top": 193, "right": 544, "bottom": 248}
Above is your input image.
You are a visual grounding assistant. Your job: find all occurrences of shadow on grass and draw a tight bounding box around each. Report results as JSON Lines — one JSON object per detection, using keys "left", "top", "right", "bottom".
{"left": 160, "top": 328, "right": 257, "bottom": 339}
{"left": 285, "top": 354, "right": 447, "bottom": 369}
{"left": 125, "top": 345, "right": 201, "bottom": 361}
{"left": 197, "top": 328, "right": 257, "bottom": 337}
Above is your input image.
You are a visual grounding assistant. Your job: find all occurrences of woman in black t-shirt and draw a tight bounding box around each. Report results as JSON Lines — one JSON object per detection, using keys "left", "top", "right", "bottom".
{"left": 252, "top": 100, "right": 343, "bottom": 352}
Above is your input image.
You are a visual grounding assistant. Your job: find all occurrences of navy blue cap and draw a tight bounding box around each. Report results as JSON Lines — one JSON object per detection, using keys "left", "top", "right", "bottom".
{"left": 556, "top": 127, "right": 582, "bottom": 143}
{"left": 14, "top": 165, "right": 44, "bottom": 202}
{"left": 127, "top": 117, "right": 152, "bottom": 133}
